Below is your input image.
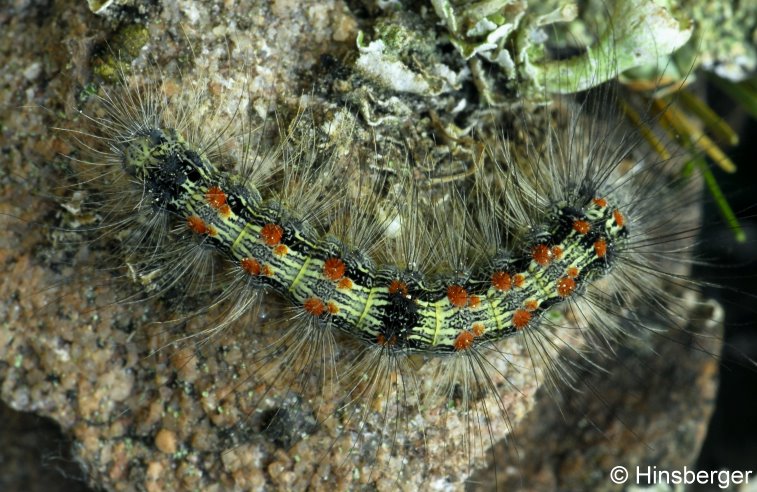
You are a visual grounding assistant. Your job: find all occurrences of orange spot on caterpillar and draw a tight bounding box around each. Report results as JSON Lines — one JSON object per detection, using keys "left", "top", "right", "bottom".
{"left": 323, "top": 258, "right": 346, "bottom": 280}
{"left": 261, "top": 223, "right": 284, "bottom": 246}
{"left": 273, "top": 244, "right": 288, "bottom": 257}
{"left": 218, "top": 204, "right": 231, "bottom": 218}
{"left": 512, "top": 309, "right": 532, "bottom": 330}
{"left": 206, "top": 186, "right": 227, "bottom": 208}
{"left": 389, "top": 280, "right": 409, "bottom": 297}
{"left": 207, "top": 225, "right": 218, "bottom": 237}
{"left": 472, "top": 323, "right": 485, "bottom": 337}
{"left": 573, "top": 220, "right": 591, "bottom": 234}
{"left": 327, "top": 301, "right": 339, "bottom": 314}
{"left": 567, "top": 266, "right": 580, "bottom": 278}
{"left": 593, "top": 197, "right": 608, "bottom": 208}
{"left": 469, "top": 295, "right": 481, "bottom": 309}
{"left": 453, "top": 331, "right": 475, "bottom": 351}
{"left": 514, "top": 274, "right": 525, "bottom": 288}
{"left": 532, "top": 244, "right": 552, "bottom": 266}
{"left": 262, "top": 265, "right": 274, "bottom": 277}
{"left": 240, "top": 258, "right": 261, "bottom": 276}
{"left": 556, "top": 276, "right": 577, "bottom": 297}
{"left": 613, "top": 209, "right": 625, "bottom": 228}
{"left": 377, "top": 334, "right": 398, "bottom": 347}
{"left": 492, "top": 271, "right": 511, "bottom": 291}
{"left": 187, "top": 215, "right": 208, "bottom": 235}
{"left": 524, "top": 299, "right": 538, "bottom": 311}
{"left": 551, "top": 246, "right": 563, "bottom": 260}
{"left": 303, "top": 298, "right": 325, "bottom": 317}
{"left": 337, "top": 278, "right": 353, "bottom": 290}
{"left": 447, "top": 285, "right": 468, "bottom": 308}
{"left": 594, "top": 239, "right": 607, "bottom": 258}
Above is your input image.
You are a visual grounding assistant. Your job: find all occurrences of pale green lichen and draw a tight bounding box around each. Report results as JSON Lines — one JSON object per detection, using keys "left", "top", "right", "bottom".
{"left": 355, "top": 13, "right": 467, "bottom": 97}
{"left": 431, "top": 0, "right": 693, "bottom": 98}
{"left": 92, "top": 23, "right": 150, "bottom": 82}
{"left": 87, "top": 0, "right": 115, "bottom": 14}
{"left": 431, "top": 0, "right": 530, "bottom": 64}
{"left": 354, "top": 0, "right": 696, "bottom": 107}
{"left": 339, "top": 0, "right": 696, "bottom": 184}
{"left": 548, "top": 0, "right": 755, "bottom": 89}
{"left": 678, "top": 0, "right": 757, "bottom": 82}
{"left": 589, "top": 0, "right": 756, "bottom": 90}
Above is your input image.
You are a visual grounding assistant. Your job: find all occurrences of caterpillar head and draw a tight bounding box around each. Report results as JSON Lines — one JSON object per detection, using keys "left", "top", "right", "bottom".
{"left": 121, "top": 127, "right": 211, "bottom": 210}
{"left": 121, "top": 127, "right": 169, "bottom": 180}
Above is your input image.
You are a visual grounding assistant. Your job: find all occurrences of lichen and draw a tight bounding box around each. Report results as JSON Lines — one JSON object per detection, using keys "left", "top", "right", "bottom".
{"left": 431, "top": 0, "right": 693, "bottom": 98}
{"left": 678, "top": 0, "right": 757, "bottom": 82}
{"left": 92, "top": 23, "right": 150, "bottom": 82}
{"left": 324, "top": 0, "right": 697, "bottom": 188}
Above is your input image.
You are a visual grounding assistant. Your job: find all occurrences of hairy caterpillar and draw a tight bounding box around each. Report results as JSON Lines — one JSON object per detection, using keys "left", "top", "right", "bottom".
{"left": 1, "top": 1, "right": 752, "bottom": 491}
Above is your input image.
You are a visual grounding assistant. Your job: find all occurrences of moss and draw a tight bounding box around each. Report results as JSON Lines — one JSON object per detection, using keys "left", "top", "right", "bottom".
{"left": 92, "top": 23, "right": 149, "bottom": 83}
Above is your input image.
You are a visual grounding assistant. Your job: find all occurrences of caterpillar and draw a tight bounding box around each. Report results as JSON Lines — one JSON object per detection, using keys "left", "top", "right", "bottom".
{"left": 1, "top": 1, "right": 752, "bottom": 491}
{"left": 124, "top": 112, "right": 624, "bottom": 358}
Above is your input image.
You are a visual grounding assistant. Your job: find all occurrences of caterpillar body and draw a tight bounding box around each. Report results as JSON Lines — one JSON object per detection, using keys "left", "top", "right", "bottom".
{"left": 0, "top": 1, "right": 745, "bottom": 491}
{"left": 125, "top": 125, "right": 625, "bottom": 355}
